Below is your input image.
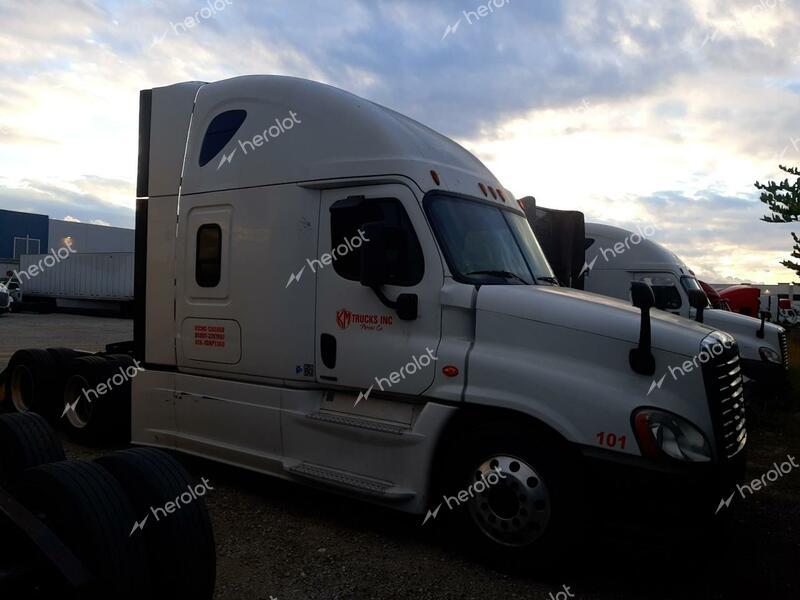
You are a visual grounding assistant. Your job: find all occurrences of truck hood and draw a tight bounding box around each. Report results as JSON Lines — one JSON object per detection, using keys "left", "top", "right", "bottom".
{"left": 701, "top": 309, "right": 783, "bottom": 358}
{"left": 476, "top": 285, "right": 714, "bottom": 357}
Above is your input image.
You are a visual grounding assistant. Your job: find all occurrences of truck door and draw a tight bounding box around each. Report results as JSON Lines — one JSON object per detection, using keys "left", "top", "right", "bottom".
{"left": 315, "top": 183, "right": 442, "bottom": 397}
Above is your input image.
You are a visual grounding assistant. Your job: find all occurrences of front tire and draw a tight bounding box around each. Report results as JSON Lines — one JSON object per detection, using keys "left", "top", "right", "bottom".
{"left": 440, "top": 421, "right": 585, "bottom": 567}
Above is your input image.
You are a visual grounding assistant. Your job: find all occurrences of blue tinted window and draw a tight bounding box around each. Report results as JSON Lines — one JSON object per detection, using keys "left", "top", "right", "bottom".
{"left": 199, "top": 110, "right": 247, "bottom": 167}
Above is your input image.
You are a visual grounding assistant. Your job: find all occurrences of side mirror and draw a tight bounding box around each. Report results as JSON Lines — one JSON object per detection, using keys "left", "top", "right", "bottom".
{"left": 358, "top": 222, "right": 419, "bottom": 321}
{"left": 757, "top": 310, "right": 768, "bottom": 339}
{"left": 631, "top": 281, "right": 656, "bottom": 310}
{"left": 629, "top": 281, "right": 656, "bottom": 376}
{"left": 687, "top": 289, "right": 708, "bottom": 323}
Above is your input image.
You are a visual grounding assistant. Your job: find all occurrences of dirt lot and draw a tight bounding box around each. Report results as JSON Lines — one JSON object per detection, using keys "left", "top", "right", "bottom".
{"left": 1, "top": 312, "right": 799, "bottom": 599}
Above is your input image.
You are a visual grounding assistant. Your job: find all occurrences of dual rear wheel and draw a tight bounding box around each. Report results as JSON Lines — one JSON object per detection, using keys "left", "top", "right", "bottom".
{"left": 1, "top": 349, "right": 134, "bottom": 446}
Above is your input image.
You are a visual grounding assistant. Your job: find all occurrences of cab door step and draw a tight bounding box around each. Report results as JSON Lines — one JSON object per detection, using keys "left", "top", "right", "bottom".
{"left": 286, "top": 461, "right": 415, "bottom": 500}
{"left": 306, "top": 411, "right": 410, "bottom": 435}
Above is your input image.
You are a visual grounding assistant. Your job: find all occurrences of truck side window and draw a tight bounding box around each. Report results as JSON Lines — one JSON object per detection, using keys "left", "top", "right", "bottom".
{"left": 198, "top": 110, "right": 247, "bottom": 167}
{"left": 639, "top": 275, "right": 681, "bottom": 310}
{"left": 330, "top": 198, "right": 424, "bottom": 286}
{"left": 196, "top": 224, "right": 222, "bottom": 287}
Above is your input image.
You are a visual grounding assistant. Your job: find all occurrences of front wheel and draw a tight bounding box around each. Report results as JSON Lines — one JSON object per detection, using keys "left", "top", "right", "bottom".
{"left": 439, "top": 421, "right": 585, "bottom": 567}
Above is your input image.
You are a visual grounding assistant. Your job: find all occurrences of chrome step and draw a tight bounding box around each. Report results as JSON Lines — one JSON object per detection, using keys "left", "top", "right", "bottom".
{"left": 286, "top": 461, "right": 414, "bottom": 499}
{"left": 307, "top": 411, "right": 410, "bottom": 435}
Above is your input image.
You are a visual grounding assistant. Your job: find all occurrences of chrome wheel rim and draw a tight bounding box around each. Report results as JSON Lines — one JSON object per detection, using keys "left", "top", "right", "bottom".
{"left": 466, "top": 454, "right": 551, "bottom": 547}
{"left": 10, "top": 364, "right": 34, "bottom": 412}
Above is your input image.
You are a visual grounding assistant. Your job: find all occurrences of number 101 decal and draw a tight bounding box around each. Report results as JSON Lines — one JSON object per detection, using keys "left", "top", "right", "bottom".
{"left": 596, "top": 431, "right": 627, "bottom": 449}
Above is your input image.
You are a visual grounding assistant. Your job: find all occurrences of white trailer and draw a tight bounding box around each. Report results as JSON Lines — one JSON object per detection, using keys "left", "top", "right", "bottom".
{"left": 2, "top": 76, "right": 748, "bottom": 561}
{"left": 18, "top": 252, "right": 134, "bottom": 312}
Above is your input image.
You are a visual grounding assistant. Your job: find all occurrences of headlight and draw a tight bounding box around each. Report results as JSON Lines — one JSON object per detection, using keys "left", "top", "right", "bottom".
{"left": 632, "top": 409, "right": 712, "bottom": 462}
{"left": 759, "top": 347, "right": 782, "bottom": 364}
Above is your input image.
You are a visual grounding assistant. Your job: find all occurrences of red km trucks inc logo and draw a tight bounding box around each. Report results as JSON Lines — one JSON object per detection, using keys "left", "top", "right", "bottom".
{"left": 336, "top": 308, "right": 393, "bottom": 331}
{"left": 336, "top": 309, "right": 352, "bottom": 329}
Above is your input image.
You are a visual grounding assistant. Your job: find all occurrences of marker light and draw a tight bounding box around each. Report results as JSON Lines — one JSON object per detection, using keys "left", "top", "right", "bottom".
{"left": 442, "top": 366, "right": 459, "bottom": 377}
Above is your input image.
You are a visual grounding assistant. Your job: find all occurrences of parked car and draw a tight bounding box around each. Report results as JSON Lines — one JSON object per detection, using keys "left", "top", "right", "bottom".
{"left": 0, "top": 276, "right": 22, "bottom": 305}
{"left": 0, "top": 282, "right": 12, "bottom": 315}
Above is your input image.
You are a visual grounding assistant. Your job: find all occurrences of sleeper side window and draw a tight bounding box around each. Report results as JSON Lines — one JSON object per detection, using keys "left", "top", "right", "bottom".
{"left": 199, "top": 110, "right": 247, "bottom": 167}
{"left": 329, "top": 198, "right": 424, "bottom": 286}
{"left": 196, "top": 224, "right": 222, "bottom": 287}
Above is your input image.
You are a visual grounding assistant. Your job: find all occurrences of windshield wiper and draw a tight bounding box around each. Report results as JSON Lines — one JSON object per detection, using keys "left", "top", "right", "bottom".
{"left": 466, "top": 270, "right": 529, "bottom": 284}
{"left": 536, "top": 276, "right": 560, "bottom": 285}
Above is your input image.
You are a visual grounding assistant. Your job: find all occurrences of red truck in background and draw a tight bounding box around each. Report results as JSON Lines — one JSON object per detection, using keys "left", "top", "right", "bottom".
{"left": 721, "top": 285, "right": 798, "bottom": 328}
{"left": 720, "top": 285, "right": 761, "bottom": 317}
{"left": 700, "top": 281, "right": 731, "bottom": 311}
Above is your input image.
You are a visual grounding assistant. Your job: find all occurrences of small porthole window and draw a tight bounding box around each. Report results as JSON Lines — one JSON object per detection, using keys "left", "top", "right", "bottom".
{"left": 199, "top": 110, "right": 247, "bottom": 167}
{"left": 196, "top": 224, "right": 222, "bottom": 287}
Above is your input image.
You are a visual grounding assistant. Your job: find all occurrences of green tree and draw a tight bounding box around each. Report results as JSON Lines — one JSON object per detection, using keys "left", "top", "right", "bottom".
{"left": 755, "top": 164, "right": 800, "bottom": 277}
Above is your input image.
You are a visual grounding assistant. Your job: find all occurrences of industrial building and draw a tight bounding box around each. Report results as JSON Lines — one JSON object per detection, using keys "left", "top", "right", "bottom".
{"left": 0, "top": 208, "right": 133, "bottom": 274}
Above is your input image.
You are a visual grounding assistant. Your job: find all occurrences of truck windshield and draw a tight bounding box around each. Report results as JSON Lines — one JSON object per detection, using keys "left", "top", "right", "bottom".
{"left": 680, "top": 276, "right": 703, "bottom": 294}
{"left": 425, "top": 194, "right": 556, "bottom": 285}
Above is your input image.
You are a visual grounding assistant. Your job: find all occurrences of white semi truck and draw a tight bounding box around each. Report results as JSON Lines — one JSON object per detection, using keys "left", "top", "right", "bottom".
{"left": 3, "top": 76, "right": 747, "bottom": 560}
{"left": 580, "top": 222, "right": 788, "bottom": 387}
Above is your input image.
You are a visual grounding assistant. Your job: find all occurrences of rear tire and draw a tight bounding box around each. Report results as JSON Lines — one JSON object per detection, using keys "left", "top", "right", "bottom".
{"left": 61, "top": 356, "right": 131, "bottom": 446}
{"left": 4, "top": 349, "right": 60, "bottom": 421}
{"left": 16, "top": 460, "right": 152, "bottom": 598}
{"left": 0, "top": 412, "right": 65, "bottom": 487}
{"left": 96, "top": 448, "right": 217, "bottom": 600}
{"left": 439, "top": 421, "right": 585, "bottom": 570}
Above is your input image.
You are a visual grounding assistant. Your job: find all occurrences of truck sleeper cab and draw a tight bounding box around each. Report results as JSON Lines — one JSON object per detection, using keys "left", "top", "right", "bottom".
{"left": 133, "top": 76, "right": 746, "bottom": 559}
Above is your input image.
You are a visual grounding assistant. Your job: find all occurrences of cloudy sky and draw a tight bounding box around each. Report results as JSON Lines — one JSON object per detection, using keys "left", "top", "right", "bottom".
{"left": 0, "top": 0, "right": 798, "bottom": 283}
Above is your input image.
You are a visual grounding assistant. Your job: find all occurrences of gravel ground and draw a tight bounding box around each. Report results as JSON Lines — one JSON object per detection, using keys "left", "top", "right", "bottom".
{"left": 1, "top": 312, "right": 799, "bottom": 599}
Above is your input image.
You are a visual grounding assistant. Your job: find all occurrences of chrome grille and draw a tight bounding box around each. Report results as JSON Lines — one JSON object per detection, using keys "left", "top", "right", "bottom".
{"left": 779, "top": 329, "right": 789, "bottom": 369}
{"left": 703, "top": 347, "right": 747, "bottom": 459}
